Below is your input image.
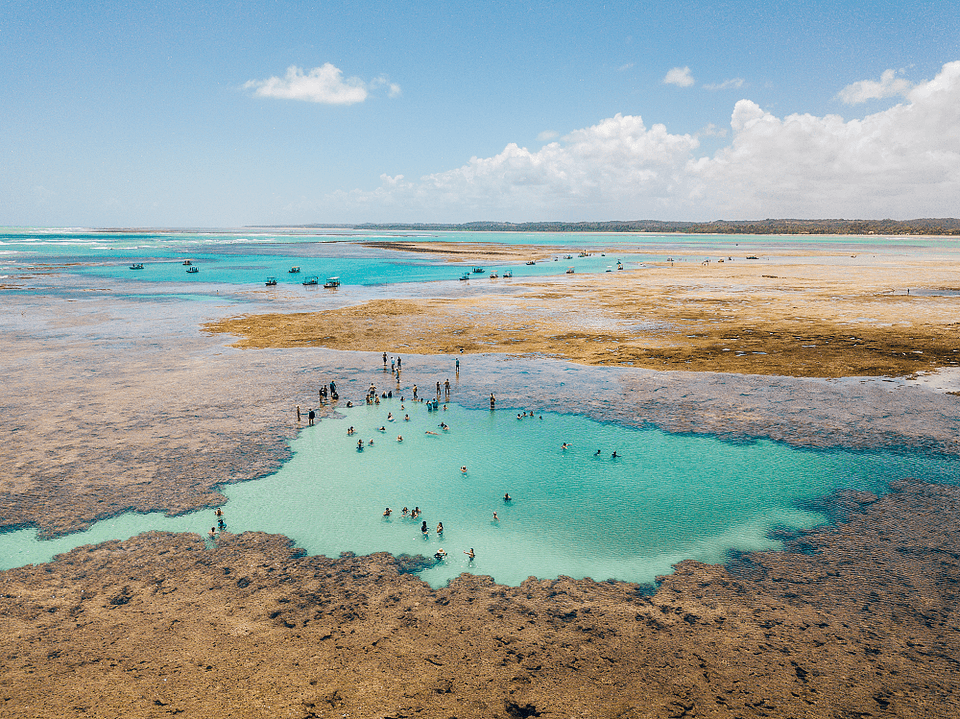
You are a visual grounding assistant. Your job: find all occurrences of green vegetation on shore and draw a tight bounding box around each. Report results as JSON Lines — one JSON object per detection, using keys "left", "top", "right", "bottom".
{"left": 349, "top": 218, "right": 960, "bottom": 235}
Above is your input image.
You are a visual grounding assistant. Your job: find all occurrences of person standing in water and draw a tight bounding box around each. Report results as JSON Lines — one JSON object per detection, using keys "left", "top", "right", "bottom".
{"left": 490, "top": 393, "right": 495, "bottom": 409}
{"left": 421, "top": 520, "right": 428, "bottom": 535}
{"left": 308, "top": 409, "right": 315, "bottom": 426}
{"left": 464, "top": 547, "right": 475, "bottom": 560}
{"left": 455, "top": 358, "right": 460, "bottom": 374}
{"left": 436, "top": 522, "right": 444, "bottom": 535}
{"left": 383, "top": 351, "right": 388, "bottom": 367}
{"left": 296, "top": 405, "right": 301, "bottom": 423}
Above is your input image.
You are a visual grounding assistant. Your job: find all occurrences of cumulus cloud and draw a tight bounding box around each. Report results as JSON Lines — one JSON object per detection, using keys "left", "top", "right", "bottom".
{"left": 244, "top": 63, "right": 399, "bottom": 105}
{"left": 703, "top": 78, "right": 745, "bottom": 91}
{"left": 692, "top": 61, "right": 960, "bottom": 218}
{"left": 537, "top": 130, "right": 560, "bottom": 142}
{"left": 663, "top": 66, "right": 695, "bottom": 87}
{"left": 836, "top": 68, "right": 913, "bottom": 105}
{"left": 319, "top": 60, "right": 960, "bottom": 222}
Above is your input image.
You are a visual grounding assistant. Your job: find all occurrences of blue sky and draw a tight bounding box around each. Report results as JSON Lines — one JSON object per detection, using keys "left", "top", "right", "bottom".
{"left": 2, "top": 0, "right": 958, "bottom": 226}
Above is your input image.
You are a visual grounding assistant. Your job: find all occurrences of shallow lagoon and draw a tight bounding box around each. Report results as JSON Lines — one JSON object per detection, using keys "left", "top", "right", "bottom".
{"left": 3, "top": 399, "right": 958, "bottom": 587}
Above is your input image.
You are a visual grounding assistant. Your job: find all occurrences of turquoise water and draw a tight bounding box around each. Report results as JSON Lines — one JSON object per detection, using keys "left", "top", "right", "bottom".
{"left": 6, "top": 227, "right": 959, "bottom": 290}
{"left": 0, "top": 228, "right": 654, "bottom": 287}
{"left": 3, "top": 400, "right": 957, "bottom": 586}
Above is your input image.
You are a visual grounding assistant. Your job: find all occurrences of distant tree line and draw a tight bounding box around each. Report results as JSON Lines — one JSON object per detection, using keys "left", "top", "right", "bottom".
{"left": 351, "top": 219, "right": 960, "bottom": 235}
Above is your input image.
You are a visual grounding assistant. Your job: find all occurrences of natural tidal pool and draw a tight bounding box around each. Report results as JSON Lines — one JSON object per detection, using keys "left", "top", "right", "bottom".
{"left": 3, "top": 400, "right": 959, "bottom": 586}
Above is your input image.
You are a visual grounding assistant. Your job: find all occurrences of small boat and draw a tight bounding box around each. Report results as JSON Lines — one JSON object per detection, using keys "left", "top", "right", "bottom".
{"left": 503, "top": 270, "right": 513, "bottom": 278}
{"left": 302, "top": 276, "right": 319, "bottom": 286}
{"left": 564, "top": 254, "right": 573, "bottom": 260}
{"left": 617, "top": 262, "right": 624, "bottom": 270}
{"left": 265, "top": 277, "right": 277, "bottom": 286}
{"left": 472, "top": 267, "right": 485, "bottom": 274}
{"left": 289, "top": 266, "right": 301, "bottom": 273}
{"left": 323, "top": 276, "right": 341, "bottom": 288}
{"left": 578, "top": 251, "right": 589, "bottom": 257}
{"left": 129, "top": 263, "right": 144, "bottom": 270}
{"left": 489, "top": 272, "right": 499, "bottom": 279}
{"left": 565, "top": 267, "right": 575, "bottom": 274}
{"left": 746, "top": 255, "right": 759, "bottom": 260}
{"left": 186, "top": 265, "right": 199, "bottom": 273}
{"left": 182, "top": 260, "right": 192, "bottom": 266}
{"left": 459, "top": 272, "right": 470, "bottom": 281}
{"left": 525, "top": 261, "right": 536, "bottom": 266}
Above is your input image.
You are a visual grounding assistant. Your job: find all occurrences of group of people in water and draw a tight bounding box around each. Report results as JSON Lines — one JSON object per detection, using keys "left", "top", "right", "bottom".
{"left": 208, "top": 507, "right": 226, "bottom": 538}
{"left": 379, "top": 506, "right": 476, "bottom": 563}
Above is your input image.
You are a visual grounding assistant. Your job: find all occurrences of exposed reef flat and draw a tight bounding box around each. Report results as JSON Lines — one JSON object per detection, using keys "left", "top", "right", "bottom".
{"left": 2, "top": 481, "right": 958, "bottom": 718}
{"left": 208, "top": 255, "right": 960, "bottom": 378}
{"left": 2, "top": 242, "right": 960, "bottom": 718}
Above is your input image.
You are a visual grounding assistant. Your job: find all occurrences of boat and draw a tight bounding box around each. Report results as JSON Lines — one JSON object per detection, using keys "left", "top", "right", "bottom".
{"left": 578, "top": 251, "right": 589, "bottom": 257}
{"left": 265, "top": 277, "right": 277, "bottom": 286}
{"left": 503, "top": 270, "right": 513, "bottom": 278}
{"left": 459, "top": 272, "right": 470, "bottom": 281}
{"left": 565, "top": 267, "right": 575, "bottom": 274}
{"left": 746, "top": 255, "right": 759, "bottom": 260}
{"left": 489, "top": 272, "right": 499, "bottom": 279}
{"left": 472, "top": 267, "right": 485, "bottom": 274}
{"left": 182, "top": 260, "right": 192, "bottom": 266}
{"left": 186, "top": 266, "right": 199, "bottom": 273}
{"left": 289, "top": 266, "right": 301, "bottom": 273}
{"left": 302, "top": 276, "right": 319, "bottom": 285}
{"left": 129, "top": 263, "right": 144, "bottom": 270}
{"left": 525, "top": 261, "right": 536, "bottom": 265}
{"left": 323, "top": 276, "right": 341, "bottom": 288}
{"left": 564, "top": 254, "right": 573, "bottom": 260}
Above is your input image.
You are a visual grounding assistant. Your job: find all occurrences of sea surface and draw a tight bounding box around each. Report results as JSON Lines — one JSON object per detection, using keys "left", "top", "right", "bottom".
{"left": 3, "top": 227, "right": 960, "bottom": 586}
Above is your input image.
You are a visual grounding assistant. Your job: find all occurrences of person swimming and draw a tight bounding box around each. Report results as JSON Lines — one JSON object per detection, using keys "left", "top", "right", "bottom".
{"left": 492, "top": 511, "right": 499, "bottom": 521}
{"left": 434, "top": 548, "right": 447, "bottom": 560}
{"left": 425, "top": 430, "right": 438, "bottom": 435}
{"left": 378, "top": 426, "right": 386, "bottom": 431}
{"left": 404, "top": 414, "right": 410, "bottom": 421}
{"left": 413, "top": 506, "right": 420, "bottom": 518}
{"left": 612, "top": 451, "right": 619, "bottom": 458}
{"left": 440, "top": 422, "right": 448, "bottom": 430}
{"left": 387, "top": 413, "right": 394, "bottom": 421}
{"left": 383, "top": 507, "right": 391, "bottom": 517}
{"left": 208, "top": 527, "right": 217, "bottom": 538}
{"left": 397, "top": 435, "right": 403, "bottom": 442}
{"left": 402, "top": 507, "right": 409, "bottom": 517}
{"left": 562, "top": 443, "right": 570, "bottom": 450}
{"left": 460, "top": 466, "right": 467, "bottom": 473}
{"left": 357, "top": 439, "right": 364, "bottom": 450}
{"left": 421, "top": 520, "right": 428, "bottom": 535}
{"left": 595, "top": 449, "right": 601, "bottom": 456}
{"left": 503, "top": 493, "right": 511, "bottom": 502}
{"left": 347, "top": 426, "right": 355, "bottom": 435}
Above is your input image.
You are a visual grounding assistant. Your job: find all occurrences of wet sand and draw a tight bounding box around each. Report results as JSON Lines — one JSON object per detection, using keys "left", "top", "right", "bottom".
{"left": 2, "top": 241, "right": 960, "bottom": 717}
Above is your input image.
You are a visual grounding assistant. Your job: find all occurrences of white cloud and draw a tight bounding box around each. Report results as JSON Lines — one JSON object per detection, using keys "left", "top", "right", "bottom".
{"left": 663, "top": 66, "right": 695, "bottom": 87}
{"left": 244, "top": 63, "right": 400, "bottom": 105}
{"left": 692, "top": 61, "right": 960, "bottom": 218}
{"left": 618, "top": 63, "right": 635, "bottom": 72}
{"left": 537, "top": 130, "right": 560, "bottom": 142}
{"left": 836, "top": 68, "right": 912, "bottom": 105}
{"left": 703, "top": 78, "right": 745, "bottom": 91}
{"left": 698, "top": 123, "right": 727, "bottom": 138}
{"left": 318, "top": 60, "right": 960, "bottom": 222}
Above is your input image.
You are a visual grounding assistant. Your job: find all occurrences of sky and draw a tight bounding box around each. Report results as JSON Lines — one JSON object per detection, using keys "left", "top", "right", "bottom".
{"left": 2, "top": 0, "right": 959, "bottom": 227}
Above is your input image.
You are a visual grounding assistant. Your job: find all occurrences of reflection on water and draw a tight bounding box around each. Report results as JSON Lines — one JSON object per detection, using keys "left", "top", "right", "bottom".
{"left": 3, "top": 401, "right": 958, "bottom": 587}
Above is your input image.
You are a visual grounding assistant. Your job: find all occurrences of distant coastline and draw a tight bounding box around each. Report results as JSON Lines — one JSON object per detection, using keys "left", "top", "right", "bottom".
{"left": 348, "top": 218, "right": 960, "bottom": 235}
